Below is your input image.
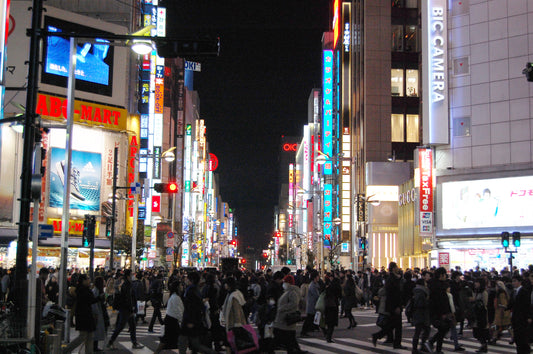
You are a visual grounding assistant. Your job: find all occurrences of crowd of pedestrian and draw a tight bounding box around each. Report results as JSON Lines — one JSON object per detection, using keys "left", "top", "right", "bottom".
{"left": 6, "top": 263, "right": 533, "bottom": 353}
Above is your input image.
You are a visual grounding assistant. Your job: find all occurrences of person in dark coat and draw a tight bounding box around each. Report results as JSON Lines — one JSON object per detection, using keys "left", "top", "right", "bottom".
{"left": 132, "top": 271, "right": 148, "bottom": 324}
{"left": 385, "top": 262, "right": 405, "bottom": 349}
{"left": 511, "top": 274, "right": 531, "bottom": 354}
{"left": 46, "top": 275, "right": 59, "bottom": 304}
{"left": 342, "top": 274, "right": 358, "bottom": 329}
{"left": 301, "top": 270, "right": 321, "bottom": 336}
{"left": 323, "top": 274, "right": 342, "bottom": 343}
{"left": 148, "top": 273, "right": 164, "bottom": 332}
{"left": 427, "top": 267, "right": 452, "bottom": 353}
{"left": 62, "top": 274, "right": 97, "bottom": 353}
{"left": 411, "top": 279, "right": 431, "bottom": 354}
{"left": 107, "top": 269, "right": 144, "bottom": 350}
{"left": 178, "top": 271, "right": 218, "bottom": 354}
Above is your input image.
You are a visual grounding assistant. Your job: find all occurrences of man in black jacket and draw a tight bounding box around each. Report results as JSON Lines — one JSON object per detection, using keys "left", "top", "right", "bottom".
{"left": 179, "top": 271, "right": 218, "bottom": 354}
{"left": 511, "top": 274, "right": 531, "bottom": 354}
{"left": 384, "top": 262, "right": 406, "bottom": 349}
{"left": 107, "top": 269, "right": 144, "bottom": 350}
{"left": 148, "top": 273, "right": 164, "bottom": 332}
{"left": 427, "top": 267, "right": 452, "bottom": 353}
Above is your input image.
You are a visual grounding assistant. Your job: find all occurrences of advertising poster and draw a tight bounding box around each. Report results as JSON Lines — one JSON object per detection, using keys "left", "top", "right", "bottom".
{"left": 442, "top": 176, "right": 533, "bottom": 230}
{"left": 49, "top": 147, "right": 102, "bottom": 211}
{"left": 0, "top": 126, "right": 15, "bottom": 222}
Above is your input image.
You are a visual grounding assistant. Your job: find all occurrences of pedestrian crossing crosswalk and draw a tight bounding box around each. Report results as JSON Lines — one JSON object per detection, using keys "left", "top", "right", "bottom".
{"left": 298, "top": 334, "right": 517, "bottom": 353}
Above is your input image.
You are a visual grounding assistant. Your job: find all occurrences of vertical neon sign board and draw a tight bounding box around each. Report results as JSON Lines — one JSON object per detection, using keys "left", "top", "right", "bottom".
{"left": 419, "top": 148, "right": 433, "bottom": 236}
{"left": 323, "top": 183, "right": 333, "bottom": 246}
{"left": 422, "top": 0, "right": 449, "bottom": 145}
{"left": 323, "top": 50, "right": 334, "bottom": 175}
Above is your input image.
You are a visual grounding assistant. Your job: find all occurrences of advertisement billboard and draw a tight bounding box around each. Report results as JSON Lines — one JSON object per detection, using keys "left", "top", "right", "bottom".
{"left": 322, "top": 50, "right": 334, "bottom": 175}
{"left": 419, "top": 148, "right": 433, "bottom": 236}
{"left": 441, "top": 175, "right": 533, "bottom": 232}
{"left": 49, "top": 147, "right": 102, "bottom": 211}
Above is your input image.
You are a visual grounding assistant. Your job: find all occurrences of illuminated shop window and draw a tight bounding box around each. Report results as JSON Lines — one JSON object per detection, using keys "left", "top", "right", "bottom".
{"left": 406, "top": 69, "right": 419, "bottom": 97}
{"left": 392, "top": 114, "right": 420, "bottom": 143}
{"left": 391, "top": 69, "right": 404, "bottom": 96}
{"left": 391, "top": 114, "right": 404, "bottom": 142}
{"left": 406, "top": 115, "right": 419, "bottom": 142}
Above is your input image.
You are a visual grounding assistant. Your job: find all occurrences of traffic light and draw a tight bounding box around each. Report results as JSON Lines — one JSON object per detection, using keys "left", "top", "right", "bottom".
{"left": 230, "top": 239, "right": 237, "bottom": 247}
{"left": 501, "top": 232, "right": 510, "bottom": 248}
{"left": 156, "top": 38, "right": 220, "bottom": 59}
{"left": 82, "top": 215, "right": 90, "bottom": 247}
{"left": 360, "top": 237, "right": 366, "bottom": 250}
{"left": 154, "top": 182, "right": 179, "bottom": 193}
{"left": 262, "top": 252, "right": 268, "bottom": 258}
{"left": 287, "top": 259, "right": 292, "bottom": 265}
{"left": 240, "top": 258, "right": 246, "bottom": 264}
{"left": 513, "top": 232, "right": 521, "bottom": 247}
{"left": 105, "top": 218, "right": 112, "bottom": 238}
{"left": 523, "top": 62, "right": 533, "bottom": 82}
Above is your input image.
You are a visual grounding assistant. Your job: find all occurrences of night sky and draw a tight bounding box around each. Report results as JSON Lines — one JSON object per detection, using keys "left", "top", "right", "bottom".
{"left": 164, "top": 0, "right": 331, "bottom": 253}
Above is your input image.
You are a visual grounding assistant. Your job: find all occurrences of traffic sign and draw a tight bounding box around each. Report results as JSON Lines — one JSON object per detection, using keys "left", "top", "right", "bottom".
{"left": 130, "top": 182, "right": 141, "bottom": 194}
{"left": 30, "top": 224, "right": 54, "bottom": 240}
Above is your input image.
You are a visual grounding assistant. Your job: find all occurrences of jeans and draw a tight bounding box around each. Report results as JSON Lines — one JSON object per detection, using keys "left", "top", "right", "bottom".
{"left": 109, "top": 311, "right": 137, "bottom": 344}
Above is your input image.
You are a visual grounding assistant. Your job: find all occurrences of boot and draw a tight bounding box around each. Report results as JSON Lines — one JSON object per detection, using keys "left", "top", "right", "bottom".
{"left": 475, "top": 345, "right": 487, "bottom": 353}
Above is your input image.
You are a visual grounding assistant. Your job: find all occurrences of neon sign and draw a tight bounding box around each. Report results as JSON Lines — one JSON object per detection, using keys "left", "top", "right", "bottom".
{"left": 283, "top": 143, "right": 298, "bottom": 152}
{"left": 322, "top": 50, "right": 333, "bottom": 175}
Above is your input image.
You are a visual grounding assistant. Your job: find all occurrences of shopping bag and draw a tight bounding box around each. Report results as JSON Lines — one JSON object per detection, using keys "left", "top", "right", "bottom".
{"left": 137, "top": 301, "right": 146, "bottom": 316}
{"left": 227, "top": 324, "right": 259, "bottom": 354}
{"left": 264, "top": 323, "right": 274, "bottom": 339}
{"left": 313, "top": 311, "right": 322, "bottom": 325}
{"left": 315, "top": 292, "right": 326, "bottom": 312}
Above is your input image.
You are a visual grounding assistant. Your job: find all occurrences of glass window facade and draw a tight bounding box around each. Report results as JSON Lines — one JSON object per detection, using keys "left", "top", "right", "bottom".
{"left": 406, "top": 114, "right": 419, "bottom": 142}
{"left": 391, "top": 114, "right": 404, "bottom": 142}
{"left": 406, "top": 69, "right": 419, "bottom": 97}
{"left": 391, "top": 69, "right": 404, "bottom": 96}
{"left": 392, "top": 25, "right": 404, "bottom": 51}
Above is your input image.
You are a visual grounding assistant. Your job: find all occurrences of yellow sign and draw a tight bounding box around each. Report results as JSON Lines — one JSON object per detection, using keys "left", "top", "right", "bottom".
{"left": 36, "top": 93, "right": 128, "bottom": 132}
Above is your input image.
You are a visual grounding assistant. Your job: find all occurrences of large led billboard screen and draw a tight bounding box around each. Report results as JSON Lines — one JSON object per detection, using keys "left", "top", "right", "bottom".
{"left": 440, "top": 175, "right": 533, "bottom": 234}
{"left": 41, "top": 16, "right": 114, "bottom": 96}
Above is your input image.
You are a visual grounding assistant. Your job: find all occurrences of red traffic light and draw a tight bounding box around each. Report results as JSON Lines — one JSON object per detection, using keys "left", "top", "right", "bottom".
{"left": 262, "top": 252, "right": 268, "bottom": 258}
{"left": 240, "top": 258, "right": 246, "bottom": 264}
{"left": 154, "top": 182, "right": 179, "bottom": 193}
{"left": 230, "top": 239, "right": 237, "bottom": 246}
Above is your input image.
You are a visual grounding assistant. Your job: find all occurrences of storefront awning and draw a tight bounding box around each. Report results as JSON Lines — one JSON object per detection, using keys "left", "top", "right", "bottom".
{"left": 38, "top": 237, "right": 111, "bottom": 249}
{"left": 0, "top": 227, "right": 19, "bottom": 246}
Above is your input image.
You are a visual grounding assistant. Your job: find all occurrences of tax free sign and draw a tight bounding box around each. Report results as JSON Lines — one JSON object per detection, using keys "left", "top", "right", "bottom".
{"left": 422, "top": 0, "right": 449, "bottom": 145}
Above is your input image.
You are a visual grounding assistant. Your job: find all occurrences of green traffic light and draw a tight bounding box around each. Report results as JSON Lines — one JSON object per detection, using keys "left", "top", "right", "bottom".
{"left": 502, "top": 239, "right": 509, "bottom": 247}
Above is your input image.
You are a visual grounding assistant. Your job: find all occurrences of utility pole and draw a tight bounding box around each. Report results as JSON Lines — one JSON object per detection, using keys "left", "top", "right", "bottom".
{"left": 14, "top": 0, "right": 43, "bottom": 334}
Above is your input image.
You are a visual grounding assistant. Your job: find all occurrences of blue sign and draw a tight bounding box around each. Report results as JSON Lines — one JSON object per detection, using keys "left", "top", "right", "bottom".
{"left": 30, "top": 224, "right": 54, "bottom": 240}
{"left": 323, "top": 183, "right": 333, "bottom": 246}
{"left": 322, "top": 50, "right": 334, "bottom": 175}
{"left": 138, "top": 207, "right": 146, "bottom": 220}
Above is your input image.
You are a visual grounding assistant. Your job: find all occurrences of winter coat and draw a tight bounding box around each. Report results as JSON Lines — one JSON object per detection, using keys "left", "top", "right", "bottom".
{"left": 74, "top": 285, "right": 97, "bottom": 332}
{"left": 472, "top": 290, "right": 489, "bottom": 329}
{"left": 92, "top": 287, "right": 108, "bottom": 341}
{"left": 221, "top": 289, "right": 246, "bottom": 331}
{"left": 324, "top": 280, "right": 341, "bottom": 327}
{"left": 385, "top": 273, "right": 403, "bottom": 314}
{"left": 411, "top": 284, "right": 430, "bottom": 326}
{"left": 428, "top": 278, "right": 451, "bottom": 320}
{"left": 377, "top": 287, "right": 389, "bottom": 316}
{"left": 305, "top": 281, "right": 320, "bottom": 315}
{"left": 342, "top": 281, "right": 357, "bottom": 311}
{"left": 493, "top": 289, "right": 511, "bottom": 327}
{"left": 182, "top": 284, "right": 207, "bottom": 336}
{"left": 274, "top": 284, "right": 301, "bottom": 331}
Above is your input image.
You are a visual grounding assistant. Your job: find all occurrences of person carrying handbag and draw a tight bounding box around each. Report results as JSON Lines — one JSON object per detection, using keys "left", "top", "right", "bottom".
{"left": 273, "top": 275, "right": 306, "bottom": 354}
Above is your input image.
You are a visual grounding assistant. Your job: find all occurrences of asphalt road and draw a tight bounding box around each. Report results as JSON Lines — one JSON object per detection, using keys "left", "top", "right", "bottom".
{"left": 75, "top": 306, "right": 517, "bottom": 353}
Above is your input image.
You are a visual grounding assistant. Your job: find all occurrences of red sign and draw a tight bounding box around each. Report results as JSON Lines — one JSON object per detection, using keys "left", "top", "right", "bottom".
{"left": 209, "top": 153, "right": 219, "bottom": 171}
{"left": 438, "top": 252, "right": 450, "bottom": 266}
{"left": 152, "top": 196, "right": 161, "bottom": 213}
{"left": 419, "top": 148, "right": 433, "bottom": 236}
{"left": 283, "top": 143, "right": 298, "bottom": 152}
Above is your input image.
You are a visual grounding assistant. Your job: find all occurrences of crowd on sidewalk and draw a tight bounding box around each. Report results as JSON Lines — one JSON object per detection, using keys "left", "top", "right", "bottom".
{"left": 7, "top": 262, "right": 533, "bottom": 354}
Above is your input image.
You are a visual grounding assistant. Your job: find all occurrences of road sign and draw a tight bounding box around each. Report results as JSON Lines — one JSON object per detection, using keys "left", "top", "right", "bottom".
{"left": 130, "top": 182, "right": 141, "bottom": 194}
{"left": 138, "top": 207, "right": 146, "bottom": 220}
{"left": 166, "top": 247, "right": 174, "bottom": 262}
{"left": 30, "top": 224, "right": 54, "bottom": 240}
